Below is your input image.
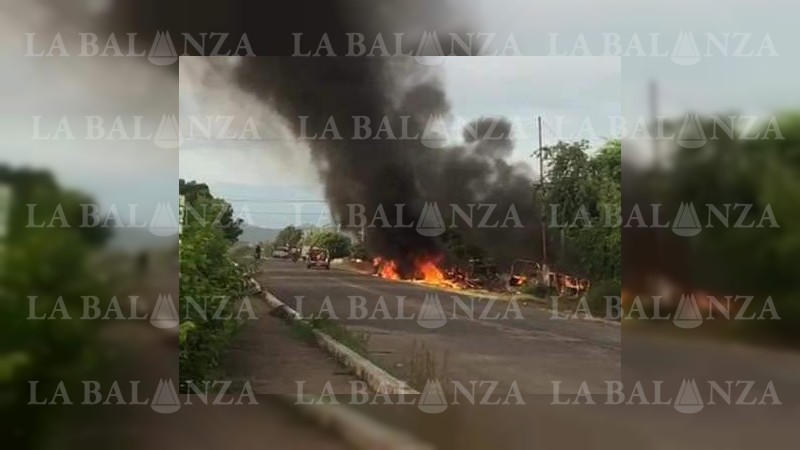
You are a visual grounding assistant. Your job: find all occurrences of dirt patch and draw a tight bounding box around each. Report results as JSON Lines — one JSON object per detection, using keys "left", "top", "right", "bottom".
{"left": 222, "top": 297, "right": 359, "bottom": 395}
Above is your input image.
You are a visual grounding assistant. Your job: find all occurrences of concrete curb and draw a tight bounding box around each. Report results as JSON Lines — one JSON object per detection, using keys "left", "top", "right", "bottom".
{"left": 247, "top": 276, "right": 432, "bottom": 450}
{"left": 279, "top": 395, "right": 434, "bottom": 450}
{"left": 252, "top": 279, "right": 419, "bottom": 396}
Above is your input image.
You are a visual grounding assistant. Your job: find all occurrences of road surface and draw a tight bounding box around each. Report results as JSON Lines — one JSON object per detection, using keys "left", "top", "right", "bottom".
{"left": 254, "top": 258, "right": 800, "bottom": 450}
{"left": 257, "top": 258, "right": 621, "bottom": 394}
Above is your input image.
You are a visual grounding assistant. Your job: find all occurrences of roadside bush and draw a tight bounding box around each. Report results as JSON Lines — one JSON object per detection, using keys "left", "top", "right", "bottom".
{"left": 0, "top": 167, "right": 111, "bottom": 449}
{"left": 179, "top": 187, "right": 246, "bottom": 385}
{"left": 585, "top": 279, "right": 621, "bottom": 318}
{"left": 350, "top": 242, "right": 368, "bottom": 261}
{"left": 524, "top": 283, "right": 558, "bottom": 299}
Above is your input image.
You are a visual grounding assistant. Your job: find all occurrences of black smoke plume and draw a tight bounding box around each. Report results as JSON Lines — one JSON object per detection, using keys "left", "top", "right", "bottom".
{"left": 99, "top": 0, "right": 540, "bottom": 274}
{"left": 234, "top": 57, "right": 541, "bottom": 275}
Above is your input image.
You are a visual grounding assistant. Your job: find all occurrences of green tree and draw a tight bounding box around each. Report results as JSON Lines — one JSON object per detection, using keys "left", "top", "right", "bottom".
{"left": 3, "top": 167, "right": 113, "bottom": 247}
{"left": 441, "top": 228, "right": 486, "bottom": 264}
{"left": 539, "top": 139, "right": 621, "bottom": 281}
{"left": 179, "top": 183, "right": 247, "bottom": 384}
{"left": 274, "top": 225, "right": 303, "bottom": 248}
{"left": 0, "top": 166, "right": 111, "bottom": 449}
{"left": 649, "top": 114, "right": 800, "bottom": 338}
{"left": 350, "top": 241, "right": 368, "bottom": 260}
{"left": 179, "top": 179, "right": 243, "bottom": 242}
{"left": 301, "top": 230, "right": 352, "bottom": 259}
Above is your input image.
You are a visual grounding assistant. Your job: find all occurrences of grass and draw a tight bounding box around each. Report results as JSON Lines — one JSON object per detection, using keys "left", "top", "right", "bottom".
{"left": 407, "top": 338, "right": 451, "bottom": 392}
{"left": 287, "top": 314, "right": 371, "bottom": 357}
{"left": 519, "top": 280, "right": 620, "bottom": 320}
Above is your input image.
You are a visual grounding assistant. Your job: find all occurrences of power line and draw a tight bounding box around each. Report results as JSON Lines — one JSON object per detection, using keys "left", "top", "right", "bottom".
{"left": 234, "top": 211, "right": 333, "bottom": 216}
{"left": 224, "top": 198, "right": 327, "bottom": 204}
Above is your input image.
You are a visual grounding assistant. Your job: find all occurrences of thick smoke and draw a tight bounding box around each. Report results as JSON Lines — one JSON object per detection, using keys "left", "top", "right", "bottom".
{"left": 235, "top": 58, "right": 541, "bottom": 274}
{"left": 98, "top": 0, "right": 540, "bottom": 274}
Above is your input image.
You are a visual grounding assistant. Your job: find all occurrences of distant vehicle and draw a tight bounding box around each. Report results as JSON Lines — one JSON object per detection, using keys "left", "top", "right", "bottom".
{"left": 306, "top": 247, "right": 330, "bottom": 270}
{"left": 271, "top": 245, "right": 291, "bottom": 258}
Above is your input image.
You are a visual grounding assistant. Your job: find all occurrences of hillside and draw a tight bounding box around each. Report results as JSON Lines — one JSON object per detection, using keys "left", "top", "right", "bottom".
{"left": 238, "top": 224, "right": 281, "bottom": 244}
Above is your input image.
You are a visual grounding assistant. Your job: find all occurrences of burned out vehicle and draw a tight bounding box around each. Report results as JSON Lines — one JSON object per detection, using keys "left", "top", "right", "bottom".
{"left": 548, "top": 272, "right": 591, "bottom": 297}
{"left": 441, "top": 258, "right": 503, "bottom": 290}
{"left": 509, "top": 258, "right": 541, "bottom": 288}
{"left": 507, "top": 258, "right": 591, "bottom": 296}
{"left": 306, "top": 247, "right": 330, "bottom": 270}
{"left": 466, "top": 258, "right": 504, "bottom": 290}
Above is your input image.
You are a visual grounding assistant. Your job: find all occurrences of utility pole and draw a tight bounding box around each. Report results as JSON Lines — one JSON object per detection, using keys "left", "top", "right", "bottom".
{"left": 537, "top": 116, "right": 549, "bottom": 284}
{"left": 649, "top": 80, "right": 663, "bottom": 264}
{"left": 649, "top": 79, "right": 660, "bottom": 170}
{"left": 0, "top": 183, "right": 11, "bottom": 276}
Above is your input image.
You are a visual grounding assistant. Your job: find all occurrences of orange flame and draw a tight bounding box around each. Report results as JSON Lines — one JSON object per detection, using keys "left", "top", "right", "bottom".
{"left": 509, "top": 275, "right": 527, "bottom": 287}
{"left": 373, "top": 257, "right": 400, "bottom": 280}
{"left": 374, "top": 255, "right": 465, "bottom": 289}
{"left": 414, "top": 257, "right": 454, "bottom": 287}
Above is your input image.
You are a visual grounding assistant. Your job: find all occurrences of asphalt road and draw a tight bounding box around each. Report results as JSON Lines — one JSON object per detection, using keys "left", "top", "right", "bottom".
{"left": 256, "top": 258, "right": 800, "bottom": 450}
{"left": 258, "top": 258, "right": 621, "bottom": 394}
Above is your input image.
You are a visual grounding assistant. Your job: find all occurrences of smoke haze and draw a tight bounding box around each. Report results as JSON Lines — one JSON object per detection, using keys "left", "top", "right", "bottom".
{"left": 233, "top": 57, "right": 540, "bottom": 273}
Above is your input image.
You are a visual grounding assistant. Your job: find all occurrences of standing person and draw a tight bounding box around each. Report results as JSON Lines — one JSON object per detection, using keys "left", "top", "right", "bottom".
{"left": 254, "top": 243, "right": 262, "bottom": 262}
{"left": 137, "top": 250, "right": 149, "bottom": 280}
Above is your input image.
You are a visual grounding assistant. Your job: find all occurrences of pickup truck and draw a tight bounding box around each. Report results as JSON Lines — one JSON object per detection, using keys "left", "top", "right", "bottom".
{"left": 271, "top": 246, "right": 290, "bottom": 258}
{"left": 306, "top": 247, "right": 330, "bottom": 270}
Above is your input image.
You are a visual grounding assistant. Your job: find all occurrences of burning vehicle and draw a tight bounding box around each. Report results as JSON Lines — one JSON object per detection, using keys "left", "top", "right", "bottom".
{"left": 371, "top": 255, "right": 505, "bottom": 291}
{"left": 506, "top": 258, "right": 591, "bottom": 297}
{"left": 509, "top": 258, "right": 541, "bottom": 288}
{"left": 372, "top": 255, "right": 465, "bottom": 289}
{"left": 549, "top": 272, "right": 591, "bottom": 297}
{"left": 465, "top": 258, "right": 504, "bottom": 290}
